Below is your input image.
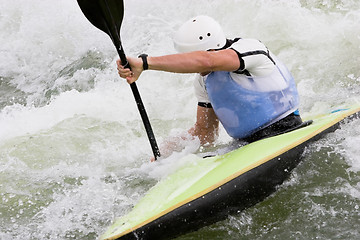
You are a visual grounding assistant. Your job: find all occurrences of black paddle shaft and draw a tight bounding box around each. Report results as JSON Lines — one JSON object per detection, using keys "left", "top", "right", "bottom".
{"left": 77, "top": 0, "right": 161, "bottom": 160}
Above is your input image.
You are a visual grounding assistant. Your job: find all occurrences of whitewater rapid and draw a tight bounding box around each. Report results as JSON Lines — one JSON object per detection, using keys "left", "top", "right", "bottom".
{"left": 1, "top": 0, "right": 360, "bottom": 239}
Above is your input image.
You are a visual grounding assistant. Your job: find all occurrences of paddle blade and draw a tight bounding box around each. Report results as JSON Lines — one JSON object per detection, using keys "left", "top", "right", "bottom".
{"left": 77, "top": 0, "right": 124, "bottom": 47}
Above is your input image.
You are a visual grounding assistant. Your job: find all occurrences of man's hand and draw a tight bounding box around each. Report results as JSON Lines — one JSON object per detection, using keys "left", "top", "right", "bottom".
{"left": 116, "top": 57, "right": 143, "bottom": 84}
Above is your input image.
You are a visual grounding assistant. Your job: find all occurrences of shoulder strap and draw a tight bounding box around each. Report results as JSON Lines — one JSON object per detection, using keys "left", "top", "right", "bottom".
{"left": 216, "top": 38, "right": 241, "bottom": 51}
{"left": 238, "top": 49, "right": 275, "bottom": 65}
{"left": 229, "top": 39, "right": 276, "bottom": 75}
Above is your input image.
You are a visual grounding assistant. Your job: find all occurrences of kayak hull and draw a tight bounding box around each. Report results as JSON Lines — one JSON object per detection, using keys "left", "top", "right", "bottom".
{"left": 120, "top": 144, "right": 305, "bottom": 240}
{"left": 102, "top": 106, "right": 360, "bottom": 240}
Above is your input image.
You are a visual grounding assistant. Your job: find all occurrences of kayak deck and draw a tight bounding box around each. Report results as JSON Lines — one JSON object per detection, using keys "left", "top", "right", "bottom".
{"left": 101, "top": 105, "right": 360, "bottom": 240}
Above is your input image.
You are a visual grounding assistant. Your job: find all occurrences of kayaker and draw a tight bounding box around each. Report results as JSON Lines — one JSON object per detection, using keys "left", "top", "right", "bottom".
{"left": 117, "top": 15, "right": 303, "bottom": 159}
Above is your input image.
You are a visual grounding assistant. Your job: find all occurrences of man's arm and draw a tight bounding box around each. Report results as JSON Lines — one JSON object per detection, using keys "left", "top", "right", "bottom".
{"left": 149, "top": 105, "right": 219, "bottom": 162}
{"left": 149, "top": 49, "right": 240, "bottom": 74}
{"left": 117, "top": 49, "right": 240, "bottom": 84}
{"left": 188, "top": 105, "right": 219, "bottom": 145}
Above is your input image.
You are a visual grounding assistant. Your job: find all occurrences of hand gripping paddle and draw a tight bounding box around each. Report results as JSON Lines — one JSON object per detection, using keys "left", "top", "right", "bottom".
{"left": 77, "top": 0, "right": 161, "bottom": 160}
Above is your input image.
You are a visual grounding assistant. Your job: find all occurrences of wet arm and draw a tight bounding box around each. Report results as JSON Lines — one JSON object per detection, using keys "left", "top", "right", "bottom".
{"left": 188, "top": 105, "right": 219, "bottom": 145}
{"left": 117, "top": 49, "right": 240, "bottom": 84}
{"left": 150, "top": 105, "right": 219, "bottom": 162}
{"left": 148, "top": 49, "right": 240, "bottom": 74}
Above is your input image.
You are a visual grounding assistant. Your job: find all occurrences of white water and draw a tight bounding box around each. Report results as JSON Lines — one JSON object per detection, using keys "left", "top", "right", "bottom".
{"left": 1, "top": 0, "right": 360, "bottom": 239}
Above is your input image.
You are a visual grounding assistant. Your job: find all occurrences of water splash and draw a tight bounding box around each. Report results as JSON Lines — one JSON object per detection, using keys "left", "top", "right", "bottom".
{"left": 1, "top": 0, "right": 360, "bottom": 239}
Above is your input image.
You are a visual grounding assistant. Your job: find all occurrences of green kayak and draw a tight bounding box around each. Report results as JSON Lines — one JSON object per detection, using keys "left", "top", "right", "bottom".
{"left": 101, "top": 105, "right": 360, "bottom": 240}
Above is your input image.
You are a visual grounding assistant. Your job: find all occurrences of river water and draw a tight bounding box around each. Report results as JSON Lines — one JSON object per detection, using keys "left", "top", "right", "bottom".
{"left": 1, "top": 0, "right": 360, "bottom": 239}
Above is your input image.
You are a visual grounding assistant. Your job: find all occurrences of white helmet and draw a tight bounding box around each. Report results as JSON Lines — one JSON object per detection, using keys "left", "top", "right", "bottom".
{"left": 173, "top": 15, "right": 227, "bottom": 53}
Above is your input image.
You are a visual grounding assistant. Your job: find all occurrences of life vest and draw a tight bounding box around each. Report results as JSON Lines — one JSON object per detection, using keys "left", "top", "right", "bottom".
{"left": 205, "top": 58, "right": 299, "bottom": 139}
